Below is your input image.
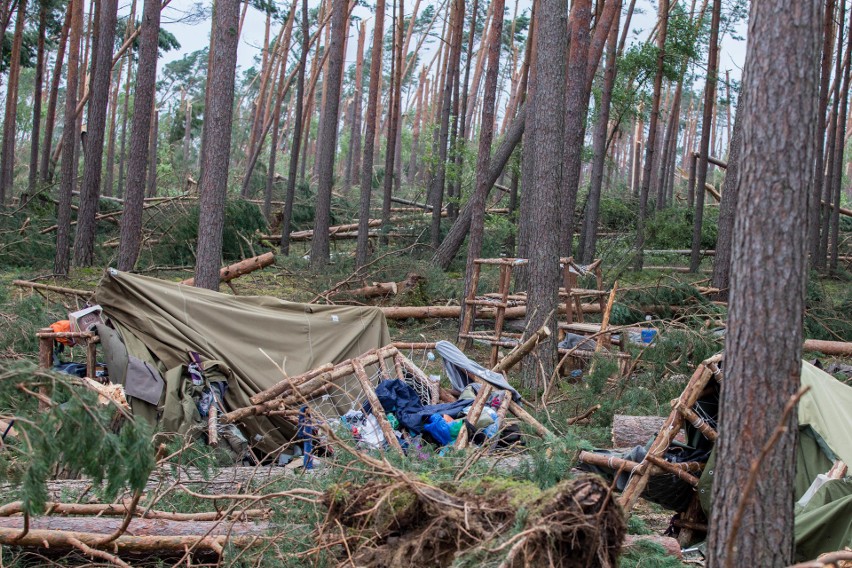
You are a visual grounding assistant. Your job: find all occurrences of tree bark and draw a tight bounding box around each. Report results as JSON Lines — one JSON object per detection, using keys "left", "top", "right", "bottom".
{"left": 54, "top": 0, "right": 84, "bottom": 276}
{"left": 580, "top": 5, "right": 620, "bottom": 263}
{"left": 0, "top": 0, "right": 28, "bottom": 203}
{"left": 633, "top": 0, "right": 668, "bottom": 270}
{"left": 808, "top": 0, "right": 837, "bottom": 262}
{"left": 463, "top": 0, "right": 504, "bottom": 300}
{"left": 818, "top": 3, "right": 845, "bottom": 270}
{"left": 427, "top": 0, "right": 461, "bottom": 250}
{"left": 309, "top": 0, "right": 348, "bottom": 268}
{"left": 828, "top": 10, "right": 852, "bottom": 272}
{"left": 74, "top": 0, "right": 118, "bottom": 266}
{"left": 344, "top": 20, "right": 366, "bottom": 194}
{"left": 707, "top": 0, "right": 821, "bottom": 565}
{"left": 522, "top": 0, "right": 565, "bottom": 389}
{"left": 40, "top": 0, "right": 72, "bottom": 183}
{"left": 354, "top": 0, "right": 385, "bottom": 267}
{"left": 116, "top": 0, "right": 160, "bottom": 272}
{"left": 688, "top": 0, "right": 721, "bottom": 273}
{"left": 431, "top": 104, "right": 526, "bottom": 270}
{"left": 193, "top": 0, "right": 240, "bottom": 290}
{"left": 25, "top": 0, "right": 48, "bottom": 199}
{"left": 281, "top": 0, "right": 310, "bottom": 256}
{"left": 145, "top": 104, "right": 159, "bottom": 198}
{"left": 711, "top": 96, "right": 743, "bottom": 301}
{"left": 378, "top": 0, "right": 405, "bottom": 248}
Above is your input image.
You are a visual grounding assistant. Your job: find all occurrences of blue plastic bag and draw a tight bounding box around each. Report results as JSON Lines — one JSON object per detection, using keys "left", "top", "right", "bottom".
{"left": 423, "top": 413, "right": 452, "bottom": 446}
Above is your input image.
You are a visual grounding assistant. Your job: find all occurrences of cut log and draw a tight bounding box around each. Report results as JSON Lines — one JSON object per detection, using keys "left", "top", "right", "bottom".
{"left": 342, "top": 273, "right": 424, "bottom": 299}
{"left": 623, "top": 535, "right": 683, "bottom": 559}
{"left": 380, "top": 303, "right": 601, "bottom": 320}
{"left": 803, "top": 339, "right": 852, "bottom": 356}
{"left": 0, "top": 501, "right": 268, "bottom": 521}
{"left": 180, "top": 252, "right": 275, "bottom": 286}
{"left": 612, "top": 415, "right": 687, "bottom": 448}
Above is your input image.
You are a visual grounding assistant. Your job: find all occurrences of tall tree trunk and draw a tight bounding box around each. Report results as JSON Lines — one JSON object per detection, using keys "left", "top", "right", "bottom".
{"left": 432, "top": 105, "right": 526, "bottom": 269}
{"left": 116, "top": 0, "right": 160, "bottom": 271}
{"left": 829, "top": 10, "right": 852, "bottom": 272}
{"left": 428, "top": 0, "right": 462, "bottom": 250}
{"left": 516, "top": 2, "right": 539, "bottom": 282}
{"left": 818, "top": 2, "right": 845, "bottom": 269}
{"left": 707, "top": 0, "right": 821, "bottom": 564}
{"left": 0, "top": 0, "right": 29, "bottom": 203}
{"left": 808, "top": 0, "right": 835, "bottom": 262}
{"left": 193, "top": 0, "right": 240, "bottom": 289}
{"left": 310, "top": 0, "right": 347, "bottom": 268}
{"left": 463, "top": 0, "right": 504, "bottom": 296}
{"left": 344, "top": 20, "right": 366, "bottom": 193}
{"left": 40, "top": 0, "right": 72, "bottom": 183}
{"left": 54, "top": 0, "right": 83, "bottom": 276}
{"left": 103, "top": 56, "right": 124, "bottom": 198}
{"left": 633, "top": 0, "right": 668, "bottom": 270}
{"left": 523, "top": 0, "right": 565, "bottom": 389}
{"left": 580, "top": 4, "right": 620, "bottom": 263}
{"left": 379, "top": 0, "right": 404, "bottom": 246}
{"left": 712, "top": 95, "right": 743, "bottom": 301}
{"left": 145, "top": 104, "right": 158, "bottom": 197}
{"left": 281, "top": 0, "right": 310, "bottom": 256}
{"left": 264, "top": 0, "right": 298, "bottom": 222}
{"left": 354, "top": 0, "right": 385, "bottom": 267}
{"left": 26, "top": 0, "right": 48, "bottom": 199}
{"left": 452, "top": 0, "right": 478, "bottom": 205}
{"left": 688, "top": 0, "right": 721, "bottom": 273}
{"left": 74, "top": 0, "right": 118, "bottom": 266}
{"left": 116, "top": 59, "right": 133, "bottom": 198}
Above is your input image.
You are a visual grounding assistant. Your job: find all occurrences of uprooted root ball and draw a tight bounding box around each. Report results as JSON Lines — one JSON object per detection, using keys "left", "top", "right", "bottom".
{"left": 320, "top": 475, "right": 626, "bottom": 567}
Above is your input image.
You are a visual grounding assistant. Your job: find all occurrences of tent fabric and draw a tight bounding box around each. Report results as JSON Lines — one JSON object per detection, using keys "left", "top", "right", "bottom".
{"left": 435, "top": 340, "right": 521, "bottom": 401}
{"left": 94, "top": 269, "right": 391, "bottom": 453}
{"left": 697, "top": 362, "right": 852, "bottom": 560}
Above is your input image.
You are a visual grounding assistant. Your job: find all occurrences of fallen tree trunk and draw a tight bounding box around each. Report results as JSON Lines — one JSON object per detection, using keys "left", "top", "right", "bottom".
{"left": 12, "top": 280, "right": 93, "bottom": 297}
{"left": 180, "top": 252, "right": 275, "bottom": 286}
{"left": 612, "top": 415, "right": 668, "bottom": 448}
{"left": 611, "top": 415, "right": 690, "bottom": 448}
{"left": 803, "top": 339, "right": 852, "bottom": 356}
{"left": 0, "top": 501, "right": 268, "bottom": 521}
{"left": 0, "top": 516, "right": 269, "bottom": 538}
{"left": 380, "top": 303, "right": 602, "bottom": 320}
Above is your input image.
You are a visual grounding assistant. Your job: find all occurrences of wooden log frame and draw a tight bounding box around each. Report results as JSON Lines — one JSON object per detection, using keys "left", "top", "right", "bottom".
{"left": 578, "top": 450, "right": 704, "bottom": 477}
{"left": 37, "top": 329, "right": 101, "bottom": 380}
{"left": 180, "top": 252, "right": 275, "bottom": 286}
{"left": 618, "top": 353, "right": 723, "bottom": 513}
{"left": 224, "top": 347, "right": 400, "bottom": 424}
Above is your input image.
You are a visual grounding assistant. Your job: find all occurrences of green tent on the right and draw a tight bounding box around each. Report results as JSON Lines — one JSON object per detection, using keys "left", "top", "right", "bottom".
{"left": 698, "top": 361, "right": 852, "bottom": 561}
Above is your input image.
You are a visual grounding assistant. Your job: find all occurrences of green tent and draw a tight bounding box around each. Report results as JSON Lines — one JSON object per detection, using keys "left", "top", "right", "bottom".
{"left": 698, "top": 361, "right": 852, "bottom": 560}
{"left": 94, "top": 269, "right": 392, "bottom": 454}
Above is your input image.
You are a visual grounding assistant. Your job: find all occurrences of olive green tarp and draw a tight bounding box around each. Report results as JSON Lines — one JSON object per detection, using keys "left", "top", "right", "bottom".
{"left": 698, "top": 361, "right": 852, "bottom": 560}
{"left": 94, "top": 269, "right": 391, "bottom": 453}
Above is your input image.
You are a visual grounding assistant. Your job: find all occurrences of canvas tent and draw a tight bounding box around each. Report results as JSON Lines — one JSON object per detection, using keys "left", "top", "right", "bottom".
{"left": 698, "top": 361, "right": 852, "bottom": 560}
{"left": 93, "top": 269, "right": 391, "bottom": 454}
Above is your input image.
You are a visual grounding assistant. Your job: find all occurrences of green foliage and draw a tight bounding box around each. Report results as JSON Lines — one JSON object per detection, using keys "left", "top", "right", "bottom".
{"left": 0, "top": 363, "right": 155, "bottom": 514}
{"left": 619, "top": 540, "right": 687, "bottom": 568}
{"left": 645, "top": 206, "right": 718, "bottom": 250}
{"left": 0, "top": 292, "right": 66, "bottom": 357}
{"left": 152, "top": 199, "right": 268, "bottom": 265}
{"left": 599, "top": 195, "right": 639, "bottom": 230}
{"left": 805, "top": 274, "right": 852, "bottom": 342}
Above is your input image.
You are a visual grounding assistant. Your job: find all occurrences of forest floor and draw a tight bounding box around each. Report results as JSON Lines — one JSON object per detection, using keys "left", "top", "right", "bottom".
{"left": 0, "top": 199, "right": 850, "bottom": 566}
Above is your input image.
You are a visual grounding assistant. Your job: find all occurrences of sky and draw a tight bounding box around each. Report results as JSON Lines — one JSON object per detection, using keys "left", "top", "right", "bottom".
{"left": 147, "top": 0, "right": 748, "bottom": 112}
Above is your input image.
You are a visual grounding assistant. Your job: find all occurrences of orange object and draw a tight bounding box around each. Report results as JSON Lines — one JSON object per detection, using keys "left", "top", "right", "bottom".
{"left": 50, "top": 320, "right": 74, "bottom": 346}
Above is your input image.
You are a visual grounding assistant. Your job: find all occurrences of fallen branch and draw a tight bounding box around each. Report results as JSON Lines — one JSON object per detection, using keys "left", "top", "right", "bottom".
{"left": 12, "top": 280, "right": 93, "bottom": 298}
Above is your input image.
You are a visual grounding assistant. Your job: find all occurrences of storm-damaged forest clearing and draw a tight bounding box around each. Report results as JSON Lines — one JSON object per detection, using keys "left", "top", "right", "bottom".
{"left": 0, "top": 0, "right": 851, "bottom": 566}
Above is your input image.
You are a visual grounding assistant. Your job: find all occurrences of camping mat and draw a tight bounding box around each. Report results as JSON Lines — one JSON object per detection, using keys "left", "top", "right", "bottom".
{"left": 94, "top": 269, "right": 391, "bottom": 453}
